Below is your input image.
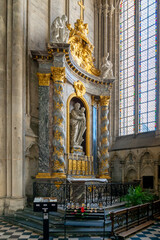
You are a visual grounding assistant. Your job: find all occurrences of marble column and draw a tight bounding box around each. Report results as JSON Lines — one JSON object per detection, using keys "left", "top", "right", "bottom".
{"left": 36, "top": 73, "right": 51, "bottom": 178}
{"left": 0, "top": 0, "right": 7, "bottom": 213}
{"left": 51, "top": 66, "right": 66, "bottom": 178}
{"left": 99, "top": 96, "right": 110, "bottom": 179}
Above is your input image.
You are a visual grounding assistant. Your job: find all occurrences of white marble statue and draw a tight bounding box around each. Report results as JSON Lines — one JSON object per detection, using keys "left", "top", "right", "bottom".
{"left": 100, "top": 53, "right": 113, "bottom": 79}
{"left": 51, "top": 15, "right": 69, "bottom": 43}
{"left": 70, "top": 103, "right": 86, "bottom": 148}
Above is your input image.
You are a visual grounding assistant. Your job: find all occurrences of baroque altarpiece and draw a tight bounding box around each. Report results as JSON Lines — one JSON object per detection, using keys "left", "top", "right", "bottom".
{"left": 31, "top": 4, "right": 115, "bottom": 193}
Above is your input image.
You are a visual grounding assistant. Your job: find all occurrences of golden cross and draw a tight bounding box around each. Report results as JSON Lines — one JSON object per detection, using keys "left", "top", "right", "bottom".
{"left": 78, "top": 0, "right": 85, "bottom": 20}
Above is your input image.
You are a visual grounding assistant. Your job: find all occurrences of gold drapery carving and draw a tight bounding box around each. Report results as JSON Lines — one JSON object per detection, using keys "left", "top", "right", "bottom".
{"left": 67, "top": 19, "right": 100, "bottom": 76}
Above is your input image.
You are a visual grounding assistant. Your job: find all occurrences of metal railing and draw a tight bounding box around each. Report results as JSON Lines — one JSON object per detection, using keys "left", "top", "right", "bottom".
{"left": 110, "top": 199, "right": 160, "bottom": 236}
{"left": 33, "top": 181, "right": 139, "bottom": 207}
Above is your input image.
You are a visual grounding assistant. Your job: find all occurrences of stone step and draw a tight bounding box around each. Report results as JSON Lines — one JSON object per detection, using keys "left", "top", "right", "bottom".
{"left": 15, "top": 210, "right": 64, "bottom": 224}
{"left": 3, "top": 207, "right": 112, "bottom": 237}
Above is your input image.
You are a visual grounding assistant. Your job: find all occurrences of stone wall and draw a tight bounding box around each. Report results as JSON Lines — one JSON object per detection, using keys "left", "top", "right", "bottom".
{"left": 110, "top": 146, "right": 160, "bottom": 195}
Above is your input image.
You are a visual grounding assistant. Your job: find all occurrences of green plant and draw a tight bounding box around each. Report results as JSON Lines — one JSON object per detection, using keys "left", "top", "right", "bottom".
{"left": 122, "top": 185, "right": 155, "bottom": 207}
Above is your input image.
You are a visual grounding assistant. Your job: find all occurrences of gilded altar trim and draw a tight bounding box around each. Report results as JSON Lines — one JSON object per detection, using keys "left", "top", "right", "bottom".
{"left": 99, "top": 174, "right": 111, "bottom": 179}
{"left": 36, "top": 173, "right": 52, "bottom": 178}
{"left": 51, "top": 172, "right": 66, "bottom": 178}
{"left": 36, "top": 172, "right": 66, "bottom": 179}
{"left": 100, "top": 96, "right": 110, "bottom": 106}
{"left": 51, "top": 67, "right": 65, "bottom": 82}
{"left": 37, "top": 73, "right": 51, "bottom": 86}
{"left": 74, "top": 80, "right": 86, "bottom": 97}
{"left": 67, "top": 93, "right": 90, "bottom": 156}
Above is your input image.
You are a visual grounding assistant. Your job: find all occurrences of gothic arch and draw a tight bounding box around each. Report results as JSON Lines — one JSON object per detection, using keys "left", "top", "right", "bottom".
{"left": 125, "top": 168, "right": 137, "bottom": 182}
{"left": 139, "top": 151, "right": 154, "bottom": 177}
{"left": 125, "top": 152, "right": 137, "bottom": 162}
{"left": 110, "top": 154, "right": 122, "bottom": 182}
{"left": 139, "top": 150, "right": 154, "bottom": 163}
{"left": 67, "top": 93, "right": 90, "bottom": 156}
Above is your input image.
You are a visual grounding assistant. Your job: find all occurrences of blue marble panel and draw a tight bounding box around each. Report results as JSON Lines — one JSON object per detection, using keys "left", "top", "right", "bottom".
{"left": 39, "top": 86, "right": 49, "bottom": 172}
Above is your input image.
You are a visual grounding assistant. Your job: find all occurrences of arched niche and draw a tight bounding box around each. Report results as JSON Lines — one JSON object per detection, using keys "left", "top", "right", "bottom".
{"left": 110, "top": 155, "right": 122, "bottom": 182}
{"left": 125, "top": 168, "right": 137, "bottom": 182}
{"left": 67, "top": 93, "right": 90, "bottom": 156}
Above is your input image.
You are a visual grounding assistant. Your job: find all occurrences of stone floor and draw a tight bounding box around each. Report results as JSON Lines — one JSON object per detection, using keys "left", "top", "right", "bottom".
{"left": 0, "top": 219, "right": 109, "bottom": 239}
{"left": 127, "top": 221, "right": 160, "bottom": 240}
{"left": 0, "top": 220, "right": 41, "bottom": 239}
{"left": 0, "top": 218, "right": 160, "bottom": 240}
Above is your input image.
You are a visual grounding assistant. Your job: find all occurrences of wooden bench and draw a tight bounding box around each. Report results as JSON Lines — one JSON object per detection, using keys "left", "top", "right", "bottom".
{"left": 64, "top": 208, "right": 106, "bottom": 239}
{"left": 117, "top": 220, "right": 155, "bottom": 239}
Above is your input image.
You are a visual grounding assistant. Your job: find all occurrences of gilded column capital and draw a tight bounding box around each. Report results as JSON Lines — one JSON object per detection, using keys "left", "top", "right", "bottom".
{"left": 51, "top": 67, "right": 66, "bottom": 83}
{"left": 37, "top": 73, "right": 51, "bottom": 86}
{"left": 100, "top": 96, "right": 110, "bottom": 106}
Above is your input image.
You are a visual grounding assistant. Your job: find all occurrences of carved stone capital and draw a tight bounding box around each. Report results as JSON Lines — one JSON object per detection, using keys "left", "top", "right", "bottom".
{"left": 51, "top": 67, "right": 66, "bottom": 83}
{"left": 100, "top": 96, "right": 110, "bottom": 106}
{"left": 37, "top": 73, "right": 51, "bottom": 86}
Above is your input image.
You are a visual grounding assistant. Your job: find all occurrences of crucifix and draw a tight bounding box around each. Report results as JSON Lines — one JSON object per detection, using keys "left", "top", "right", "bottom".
{"left": 78, "top": 0, "right": 85, "bottom": 20}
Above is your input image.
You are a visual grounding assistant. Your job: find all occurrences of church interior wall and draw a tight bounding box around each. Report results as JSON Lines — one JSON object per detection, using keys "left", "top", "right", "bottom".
{"left": 110, "top": 146, "right": 160, "bottom": 194}
{"left": 0, "top": 0, "right": 160, "bottom": 214}
{"left": 28, "top": 0, "right": 49, "bottom": 50}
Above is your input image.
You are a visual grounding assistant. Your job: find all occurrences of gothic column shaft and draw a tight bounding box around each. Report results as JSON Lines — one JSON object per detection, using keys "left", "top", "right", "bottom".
{"left": 137, "top": 161, "right": 141, "bottom": 181}
{"left": 36, "top": 73, "right": 51, "bottom": 177}
{"left": 51, "top": 67, "right": 66, "bottom": 178}
{"left": 109, "top": 0, "right": 113, "bottom": 61}
{"left": 11, "top": 0, "right": 25, "bottom": 199}
{"left": 6, "top": 0, "right": 12, "bottom": 199}
{"left": 0, "top": 0, "right": 7, "bottom": 202}
{"left": 121, "top": 161, "right": 125, "bottom": 183}
{"left": 99, "top": 96, "right": 110, "bottom": 179}
{"left": 94, "top": 0, "right": 99, "bottom": 68}
{"left": 103, "top": 0, "right": 108, "bottom": 56}
{"left": 154, "top": 161, "right": 158, "bottom": 193}
{"left": 98, "top": 2, "right": 102, "bottom": 68}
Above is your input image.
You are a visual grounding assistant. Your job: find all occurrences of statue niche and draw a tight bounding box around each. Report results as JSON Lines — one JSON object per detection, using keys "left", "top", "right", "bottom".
{"left": 70, "top": 99, "right": 86, "bottom": 155}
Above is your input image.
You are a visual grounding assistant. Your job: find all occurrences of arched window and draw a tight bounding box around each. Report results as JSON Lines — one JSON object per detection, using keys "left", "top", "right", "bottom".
{"left": 119, "top": 0, "right": 157, "bottom": 136}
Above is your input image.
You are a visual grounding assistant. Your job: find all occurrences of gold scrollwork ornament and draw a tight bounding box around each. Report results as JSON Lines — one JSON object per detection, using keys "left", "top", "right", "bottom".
{"left": 74, "top": 80, "right": 86, "bottom": 97}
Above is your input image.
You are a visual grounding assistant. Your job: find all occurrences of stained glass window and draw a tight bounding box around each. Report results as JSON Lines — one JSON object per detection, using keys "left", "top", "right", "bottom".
{"left": 139, "top": 0, "right": 157, "bottom": 132}
{"left": 119, "top": 0, "right": 157, "bottom": 136}
{"left": 120, "top": 0, "right": 135, "bottom": 136}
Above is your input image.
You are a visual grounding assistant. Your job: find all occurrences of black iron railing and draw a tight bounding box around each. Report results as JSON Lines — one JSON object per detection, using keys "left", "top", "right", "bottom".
{"left": 33, "top": 181, "right": 139, "bottom": 207}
